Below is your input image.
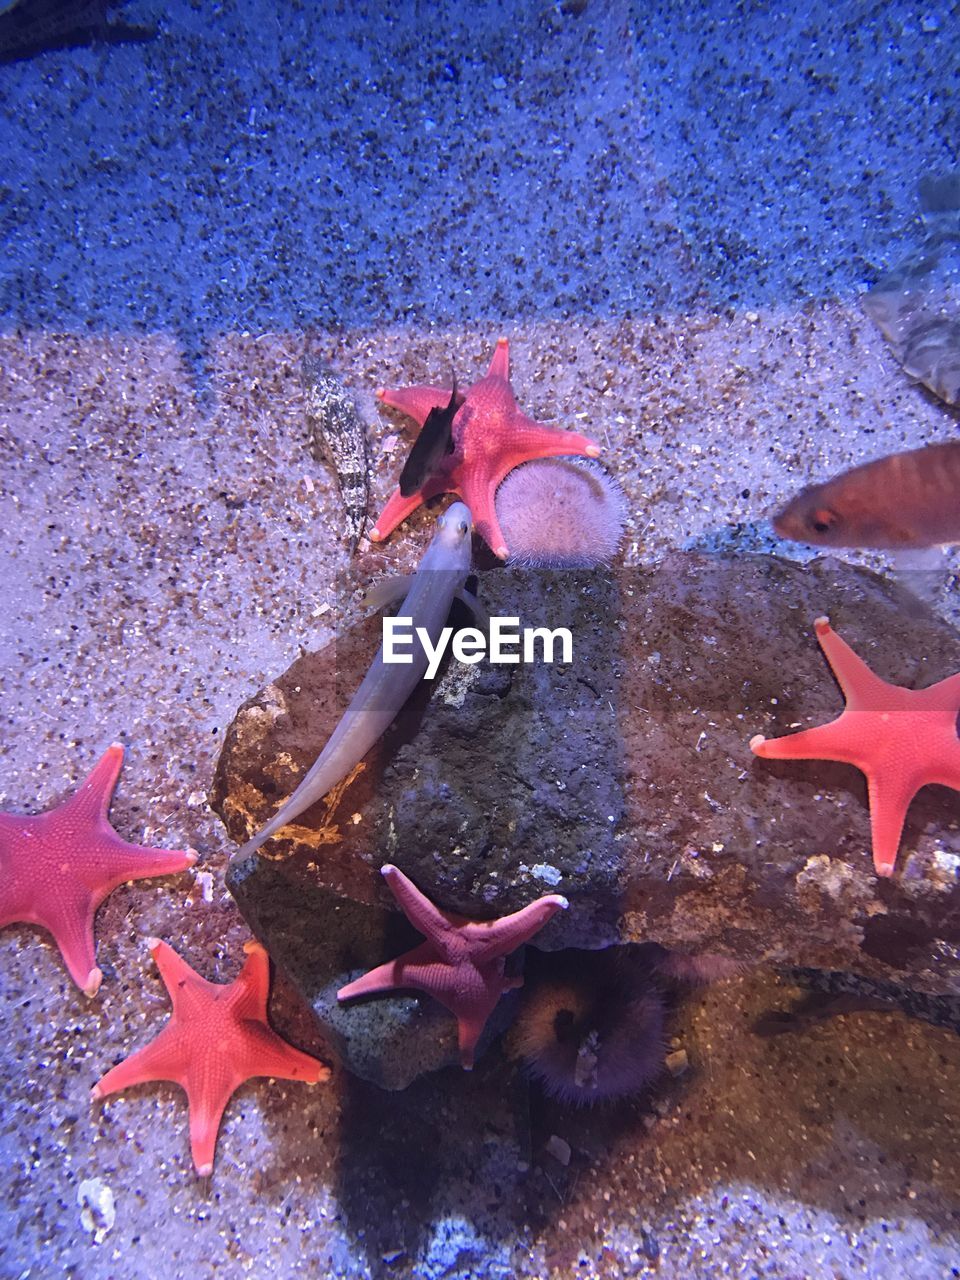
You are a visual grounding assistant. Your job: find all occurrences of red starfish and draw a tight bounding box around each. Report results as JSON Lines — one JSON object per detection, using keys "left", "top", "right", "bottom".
{"left": 92, "top": 938, "right": 331, "bottom": 1176}
{"left": 750, "top": 616, "right": 960, "bottom": 877}
{"left": 337, "top": 863, "right": 568, "bottom": 1068}
{"left": 0, "top": 744, "right": 196, "bottom": 996}
{"left": 371, "top": 337, "right": 602, "bottom": 558}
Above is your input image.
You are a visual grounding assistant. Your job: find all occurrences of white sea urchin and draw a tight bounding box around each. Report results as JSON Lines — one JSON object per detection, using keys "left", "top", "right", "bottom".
{"left": 494, "top": 458, "right": 626, "bottom": 568}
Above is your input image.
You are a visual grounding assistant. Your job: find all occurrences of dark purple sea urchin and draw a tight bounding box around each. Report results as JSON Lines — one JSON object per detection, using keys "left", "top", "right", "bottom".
{"left": 494, "top": 458, "right": 626, "bottom": 568}
{"left": 509, "top": 948, "right": 666, "bottom": 1105}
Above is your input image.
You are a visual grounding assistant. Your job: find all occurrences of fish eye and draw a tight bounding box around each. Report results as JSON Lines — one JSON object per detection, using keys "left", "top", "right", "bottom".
{"left": 458, "top": 520, "right": 469, "bottom": 535}
{"left": 810, "top": 507, "right": 839, "bottom": 535}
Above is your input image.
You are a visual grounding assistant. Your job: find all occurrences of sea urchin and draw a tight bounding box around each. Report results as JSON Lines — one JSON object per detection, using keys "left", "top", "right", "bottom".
{"left": 494, "top": 458, "right": 626, "bottom": 568}
{"left": 509, "top": 947, "right": 665, "bottom": 1105}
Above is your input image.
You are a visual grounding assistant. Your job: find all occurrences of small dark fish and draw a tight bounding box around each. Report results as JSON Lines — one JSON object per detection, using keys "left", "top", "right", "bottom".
{"left": 0, "top": 0, "right": 154, "bottom": 64}
{"left": 773, "top": 441, "right": 960, "bottom": 549}
{"left": 301, "top": 353, "right": 370, "bottom": 553}
{"left": 398, "top": 380, "right": 461, "bottom": 497}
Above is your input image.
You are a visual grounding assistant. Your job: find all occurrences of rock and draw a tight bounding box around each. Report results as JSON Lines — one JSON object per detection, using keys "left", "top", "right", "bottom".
{"left": 213, "top": 552, "right": 960, "bottom": 1065}
{"left": 611, "top": 553, "right": 960, "bottom": 995}
{"left": 664, "top": 1048, "right": 689, "bottom": 1077}
{"left": 545, "top": 1134, "right": 571, "bottom": 1166}
{"left": 215, "top": 569, "right": 627, "bottom": 950}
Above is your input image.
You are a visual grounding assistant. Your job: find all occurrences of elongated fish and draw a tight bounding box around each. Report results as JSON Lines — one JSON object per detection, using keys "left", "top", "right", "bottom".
{"left": 302, "top": 354, "right": 370, "bottom": 552}
{"left": 773, "top": 440, "right": 960, "bottom": 549}
{"left": 233, "top": 503, "right": 476, "bottom": 862}
{"left": 862, "top": 173, "right": 960, "bottom": 405}
{"left": 0, "top": 0, "right": 154, "bottom": 63}
{"left": 399, "top": 379, "right": 461, "bottom": 497}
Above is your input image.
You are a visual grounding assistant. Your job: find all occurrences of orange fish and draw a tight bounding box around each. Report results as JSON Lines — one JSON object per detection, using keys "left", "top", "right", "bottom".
{"left": 773, "top": 441, "right": 960, "bottom": 549}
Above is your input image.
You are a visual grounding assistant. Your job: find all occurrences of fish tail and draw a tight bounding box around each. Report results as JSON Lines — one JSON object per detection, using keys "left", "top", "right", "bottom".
{"left": 230, "top": 816, "right": 285, "bottom": 864}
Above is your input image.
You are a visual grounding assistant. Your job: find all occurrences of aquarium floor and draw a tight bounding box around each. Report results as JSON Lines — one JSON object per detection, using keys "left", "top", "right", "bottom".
{"left": 1, "top": 320, "right": 958, "bottom": 1278}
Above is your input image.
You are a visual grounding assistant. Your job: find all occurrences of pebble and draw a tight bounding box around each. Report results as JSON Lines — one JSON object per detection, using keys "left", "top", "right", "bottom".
{"left": 665, "top": 1049, "right": 689, "bottom": 1077}
{"left": 546, "top": 1135, "right": 572, "bottom": 1166}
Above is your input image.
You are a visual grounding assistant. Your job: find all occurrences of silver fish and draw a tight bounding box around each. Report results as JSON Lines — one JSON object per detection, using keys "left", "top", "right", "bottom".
{"left": 302, "top": 354, "right": 370, "bottom": 551}
{"left": 233, "top": 502, "right": 477, "bottom": 862}
{"left": 862, "top": 173, "right": 960, "bottom": 405}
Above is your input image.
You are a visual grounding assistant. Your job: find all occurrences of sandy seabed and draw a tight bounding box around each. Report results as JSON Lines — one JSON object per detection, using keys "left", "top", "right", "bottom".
{"left": 1, "top": 1, "right": 959, "bottom": 1277}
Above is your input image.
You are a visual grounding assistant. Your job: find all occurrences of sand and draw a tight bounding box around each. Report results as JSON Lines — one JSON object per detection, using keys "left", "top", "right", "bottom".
{"left": 0, "top": 1, "right": 958, "bottom": 1277}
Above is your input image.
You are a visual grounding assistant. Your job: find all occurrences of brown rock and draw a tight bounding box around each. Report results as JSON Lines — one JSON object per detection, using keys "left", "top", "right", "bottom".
{"left": 212, "top": 552, "right": 960, "bottom": 1008}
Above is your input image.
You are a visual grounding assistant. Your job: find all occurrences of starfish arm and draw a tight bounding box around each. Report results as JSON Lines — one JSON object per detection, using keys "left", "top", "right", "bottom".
{"left": 507, "top": 419, "right": 602, "bottom": 464}
{"left": 43, "top": 893, "right": 101, "bottom": 997}
{"left": 91, "top": 1023, "right": 186, "bottom": 1098}
{"left": 750, "top": 717, "right": 869, "bottom": 768}
{"left": 464, "top": 894, "right": 568, "bottom": 967}
{"left": 234, "top": 939, "right": 271, "bottom": 1021}
{"left": 457, "top": 1008, "right": 490, "bottom": 1070}
{"left": 364, "top": 957, "right": 461, "bottom": 1001}
{"left": 58, "top": 744, "right": 125, "bottom": 822}
{"left": 84, "top": 833, "right": 198, "bottom": 901}
{"left": 370, "top": 474, "right": 453, "bottom": 542}
{"left": 185, "top": 1080, "right": 233, "bottom": 1177}
{"left": 237, "top": 1022, "right": 331, "bottom": 1085}
{"left": 149, "top": 938, "right": 218, "bottom": 1016}
{"left": 380, "top": 864, "right": 459, "bottom": 951}
{"left": 376, "top": 384, "right": 452, "bottom": 425}
{"left": 59, "top": 745, "right": 197, "bottom": 885}
{"left": 486, "top": 337, "right": 510, "bottom": 381}
{"left": 463, "top": 486, "right": 511, "bottom": 561}
{"left": 915, "top": 670, "right": 960, "bottom": 713}
{"left": 444, "top": 964, "right": 516, "bottom": 1069}
{"left": 370, "top": 487, "right": 430, "bottom": 542}
{"left": 337, "top": 940, "right": 440, "bottom": 1001}
{"left": 925, "top": 735, "right": 960, "bottom": 790}
{"left": 865, "top": 768, "right": 922, "bottom": 878}
{"left": 813, "top": 617, "right": 903, "bottom": 711}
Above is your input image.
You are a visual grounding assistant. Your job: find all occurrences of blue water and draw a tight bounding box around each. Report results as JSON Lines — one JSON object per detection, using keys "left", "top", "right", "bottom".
{"left": 1, "top": 0, "right": 955, "bottom": 347}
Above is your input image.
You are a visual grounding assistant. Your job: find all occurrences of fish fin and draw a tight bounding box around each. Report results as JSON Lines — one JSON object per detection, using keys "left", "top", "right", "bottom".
{"left": 362, "top": 575, "right": 415, "bottom": 614}
{"left": 890, "top": 545, "right": 948, "bottom": 573}
{"left": 918, "top": 173, "right": 960, "bottom": 218}
{"left": 444, "top": 376, "right": 459, "bottom": 454}
{"left": 455, "top": 587, "right": 489, "bottom": 630}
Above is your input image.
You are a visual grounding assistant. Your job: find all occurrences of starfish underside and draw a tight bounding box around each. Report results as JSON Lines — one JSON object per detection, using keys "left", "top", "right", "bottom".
{"left": 338, "top": 864, "right": 567, "bottom": 1067}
